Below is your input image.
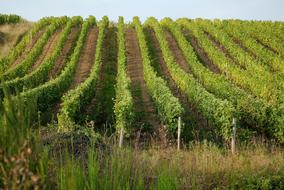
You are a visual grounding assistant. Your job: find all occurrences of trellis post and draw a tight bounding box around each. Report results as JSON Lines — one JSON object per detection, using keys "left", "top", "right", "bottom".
{"left": 231, "top": 118, "right": 237, "bottom": 154}
{"left": 177, "top": 117, "right": 181, "bottom": 151}
{"left": 119, "top": 127, "right": 124, "bottom": 148}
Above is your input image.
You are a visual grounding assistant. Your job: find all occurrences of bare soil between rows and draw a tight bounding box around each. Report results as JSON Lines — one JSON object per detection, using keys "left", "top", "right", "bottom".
{"left": 29, "top": 29, "right": 63, "bottom": 72}
{"left": 148, "top": 28, "right": 216, "bottom": 142}
{"left": 48, "top": 26, "right": 81, "bottom": 79}
{"left": 82, "top": 27, "right": 117, "bottom": 128}
{"left": 181, "top": 29, "right": 221, "bottom": 74}
{"left": 44, "top": 27, "right": 98, "bottom": 122}
{"left": 125, "top": 28, "right": 165, "bottom": 146}
{"left": 69, "top": 27, "right": 98, "bottom": 90}
{"left": 10, "top": 29, "right": 45, "bottom": 68}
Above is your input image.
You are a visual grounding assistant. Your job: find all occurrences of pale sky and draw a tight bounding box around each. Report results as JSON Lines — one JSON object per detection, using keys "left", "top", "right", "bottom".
{"left": 0, "top": 0, "right": 284, "bottom": 22}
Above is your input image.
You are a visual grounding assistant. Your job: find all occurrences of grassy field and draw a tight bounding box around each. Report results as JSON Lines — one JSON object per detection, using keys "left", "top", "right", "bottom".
{"left": 0, "top": 22, "right": 32, "bottom": 58}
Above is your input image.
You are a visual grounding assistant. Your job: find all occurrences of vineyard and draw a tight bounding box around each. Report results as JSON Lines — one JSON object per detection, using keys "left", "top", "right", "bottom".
{"left": 1, "top": 15, "right": 284, "bottom": 145}
{"left": 0, "top": 14, "right": 284, "bottom": 189}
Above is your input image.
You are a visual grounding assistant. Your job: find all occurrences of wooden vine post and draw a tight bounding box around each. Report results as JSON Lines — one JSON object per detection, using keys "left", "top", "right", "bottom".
{"left": 231, "top": 118, "right": 237, "bottom": 154}
{"left": 177, "top": 116, "right": 181, "bottom": 151}
{"left": 119, "top": 127, "right": 124, "bottom": 148}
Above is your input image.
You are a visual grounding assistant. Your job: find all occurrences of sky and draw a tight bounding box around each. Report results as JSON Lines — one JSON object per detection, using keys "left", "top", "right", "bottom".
{"left": 0, "top": 0, "right": 284, "bottom": 22}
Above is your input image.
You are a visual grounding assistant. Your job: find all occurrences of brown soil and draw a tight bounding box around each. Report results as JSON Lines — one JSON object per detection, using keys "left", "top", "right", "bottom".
{"left": 227, "top": 34, "right": 277, "bottom": 73}
{"left": 29, "top": 29, "right": 63, "bottom": 72}
{"left": 182, "top": 29, "right": 221, "bottom": 74}
{"left": 10, "top": 29, "right": 45, "bottom": 68}
{"left": 255, "top": 38, "right": 279, "bottom": 55}
{"left": 69, "top": 27, "right": 98, "bottom": 90}
{"left": 203, "top": 30, "right": 246, "bottom": 70}
{"left": 164, "top": 30, "right": 192, "bottom": 73}
{"left": 125, "top": 28, "right": 165, "bottom": 145}
{"left": 83, "top": 27, "right": 117, "bottom": 126}
{"left": 46, "top": 27, "right": 98, "bottom": 121}
{"left": 228, "top": 33, "right": 259, "bottom": 60}
{"left": 48, "top": 26, "right": 81, "bottom": 79}
{"left": 147, "top": 28, "right": 214, "bottom": 142}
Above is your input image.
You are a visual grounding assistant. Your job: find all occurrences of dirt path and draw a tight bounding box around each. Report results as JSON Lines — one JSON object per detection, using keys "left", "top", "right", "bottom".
{"left": 164, "top": 30, "right": 192, "bottom": 73}
{"left": 254, "top": 38, "right": 279, "bottom": 56}
{"left": 41, "top": 27, "right": 98, "bottom": 124}
{"left": 125, "top": 28, "right": 164, "bottom": 145}
{"left": 69, "top": 27, "right": 98, "bottom": 90}
{"left": 226, "top": 33, "right": 260, "bottom": 61}
{"left": 147, "top": 28, "right": 213, "bottom": 142}
{"left": 203, "top": 30, "right": 245, "bottom": 70}
{"left": 82, "top": 27, "right": 117, "bottom": 129}
{"left": 10, "top": 29, "right": 45, "bottom": 68}
{"left": 29, "top": 29, "right": 63, "bottom": 72}
{"left": 227, "top": 34, "right": 277, "bottom": 74}
{"left": 182, "top": 29, "right": 221, "bottom": 74}
{"left": 48, "top": 26, "right": 81, "bottom": 79}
